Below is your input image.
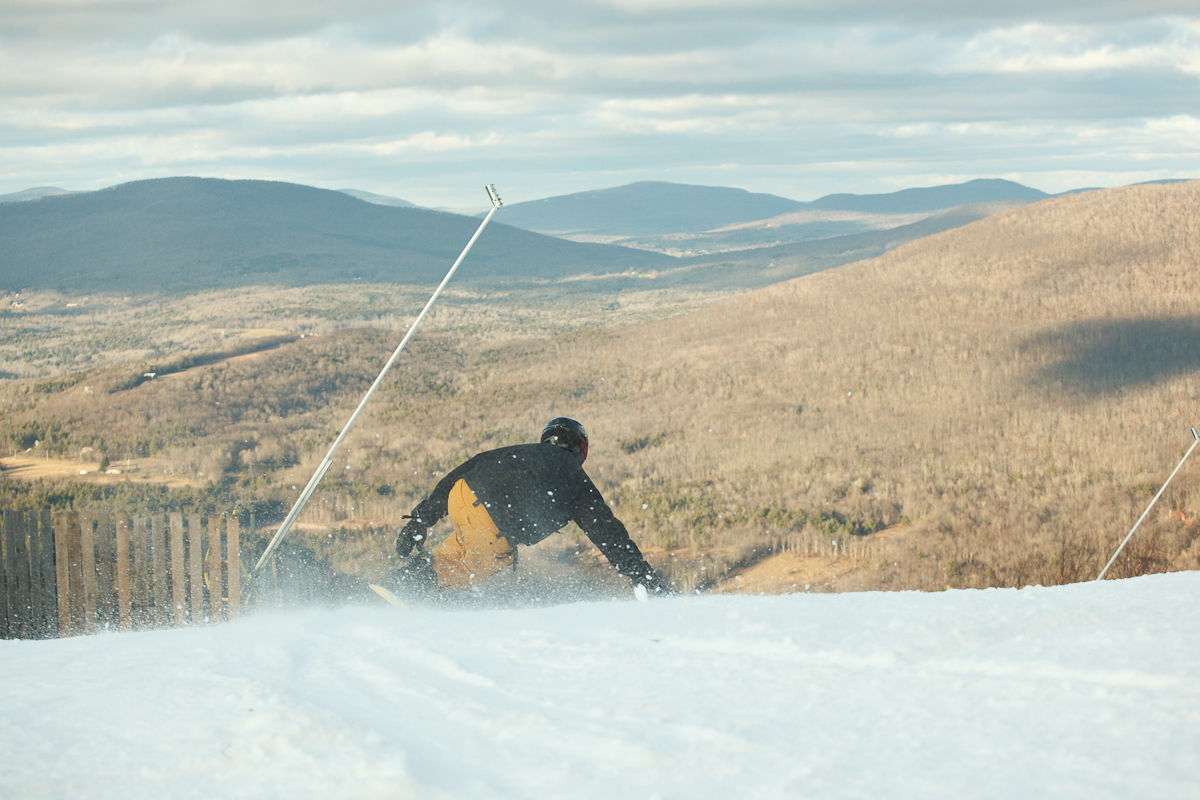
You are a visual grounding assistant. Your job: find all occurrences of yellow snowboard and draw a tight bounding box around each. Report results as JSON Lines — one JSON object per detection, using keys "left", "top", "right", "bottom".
{"left": 368, "top": 584, "right": 409, "bottom": 611}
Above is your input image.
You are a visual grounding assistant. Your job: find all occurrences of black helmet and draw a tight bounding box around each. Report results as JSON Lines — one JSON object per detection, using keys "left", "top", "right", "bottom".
{"left": 540, "top": 417, "right": 589, "bottom": 461}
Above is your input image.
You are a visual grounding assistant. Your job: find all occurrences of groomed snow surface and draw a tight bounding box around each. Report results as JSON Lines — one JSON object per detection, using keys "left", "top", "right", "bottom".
{"left": 3, "top": 573, "right": 1198, "bottom": 799}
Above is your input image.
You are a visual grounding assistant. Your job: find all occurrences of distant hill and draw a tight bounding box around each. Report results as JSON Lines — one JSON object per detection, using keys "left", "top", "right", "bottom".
{"left": 496, "top": 178, "right": 1049, "bottom": 239}
{"left": 0, "top": 178, "right": 672, "bottom": 293}
{"left": 806, "top": 178, "right": 1048, "bottom": 214}
{"left": 669, "top": 200, "right": 1030, "bottom": 290}
{"left": 495, "top": 182, "right": 807, "bottom": 236}
{"left": 0, "top": 187, "right": 78, "bottom": 203}
{"left": 1133, "top": 178, "right": 1195, "bottom": 187}
{"left": 590, "top": 198, "right": 1035, "bottom": 257}
{"left": 0, "top": 177, "right": 1042, "bottom": 296}
{"left": 337, "top": 189, "right": 417, "bottom": 208}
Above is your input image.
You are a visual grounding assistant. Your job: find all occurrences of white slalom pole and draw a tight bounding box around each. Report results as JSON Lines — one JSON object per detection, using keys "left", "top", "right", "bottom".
{"left": 1096, "top": 427, "right": 1200, "bottom": 581}
{"left": 254, "top": 184, "right": 504, "bottom": 572}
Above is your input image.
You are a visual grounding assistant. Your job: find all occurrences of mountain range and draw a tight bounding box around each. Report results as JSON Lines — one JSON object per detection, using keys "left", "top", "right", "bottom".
{"left": 0, "top": 187, "right": 76, "bottom": 203}
{"left": 0, "top": 177, "right": 1060, "bottom": 295}
{"left": 493, "top": 178, "right": 1049, "bottom": 237}
{"left": 0, "top": 178, "right": 672, "bottom": 294}
{"left": 657, "top": 199, "right": 1031, "bottom": 290}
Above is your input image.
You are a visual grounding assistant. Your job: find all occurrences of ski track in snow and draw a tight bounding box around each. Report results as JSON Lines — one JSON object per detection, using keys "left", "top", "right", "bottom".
{"left": 2, "top": 572, "right": 1198, "bottom": 799}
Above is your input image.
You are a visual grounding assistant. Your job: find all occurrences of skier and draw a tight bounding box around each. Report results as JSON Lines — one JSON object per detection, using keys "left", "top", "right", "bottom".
{"left": 391, "top": 417, "right": 672, "bottom": 597}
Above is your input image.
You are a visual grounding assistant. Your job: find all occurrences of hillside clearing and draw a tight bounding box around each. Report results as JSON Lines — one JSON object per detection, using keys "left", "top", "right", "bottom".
{"left": 0, "top": 454, "right": 205, "bottom": 488}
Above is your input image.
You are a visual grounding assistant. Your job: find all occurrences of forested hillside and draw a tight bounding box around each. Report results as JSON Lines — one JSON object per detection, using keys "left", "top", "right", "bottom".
{"left": 0, "top": 178, "right": 672, "bottom": 293}
{"left": 497, "top": 178, "right": 1047, "bottom": 236}
{"left": 494, "top": 181, "right": 806, "bottom": 235}
{"left": 0, "top": 176, "right": 1054, "bottom": 300}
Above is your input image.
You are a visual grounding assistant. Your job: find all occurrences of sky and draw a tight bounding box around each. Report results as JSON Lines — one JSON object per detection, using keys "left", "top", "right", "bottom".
{"left": 1, "top": 1, "right": 1198, "bottom": 207}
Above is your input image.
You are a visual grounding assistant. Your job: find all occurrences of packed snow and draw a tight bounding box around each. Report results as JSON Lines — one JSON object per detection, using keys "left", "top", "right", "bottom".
{"left": 2, "top": 572, "right": 1198, "bottom": 799}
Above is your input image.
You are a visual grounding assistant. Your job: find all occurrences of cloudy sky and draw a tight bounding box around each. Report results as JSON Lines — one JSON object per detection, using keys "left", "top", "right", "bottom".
{"left": 2, "top": 1, "right": 1198, "bottom": 206}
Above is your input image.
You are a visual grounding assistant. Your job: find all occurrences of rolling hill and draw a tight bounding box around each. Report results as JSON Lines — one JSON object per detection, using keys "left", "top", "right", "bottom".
{"left": 496, "top": 178, "right": 1048, "bottom": 238}
{"left": 0, "top": 178, "right": 672, "bottom": 294}
{"left": 651, "top": 199, "right": 1032, "bottom": 289}
{"left": 337, "top": 189, "right": 417, "bottom": 208}
{"left": 807, "top": 178, "right": 1048, "bottom": 213}
{"left": 0, "top": 187, "right": 76, "bottom": 203}
{"left": 494, "top": 181, "right": 807, "bottom": 235}
{"left": 0, "top": 177, "right": 1043, "bottom": 296}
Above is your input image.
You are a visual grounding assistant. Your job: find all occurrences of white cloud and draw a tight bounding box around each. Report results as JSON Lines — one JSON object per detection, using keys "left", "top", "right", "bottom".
{"left": 952, "top": 19, "right": 1200, "bottom": 74}
{"left": 358, "top": 131, "right": 502, "bottom": 155}
{"left": 0, "top": 2, "right": 1197, "bottom": 203}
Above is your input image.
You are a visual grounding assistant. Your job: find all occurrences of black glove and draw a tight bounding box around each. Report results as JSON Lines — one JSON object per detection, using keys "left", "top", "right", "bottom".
{"left": 396, "top": 519, "right": 428, "bottom": 558}
{"left": 638, "top": 567, "right": 676, "bottom": 596}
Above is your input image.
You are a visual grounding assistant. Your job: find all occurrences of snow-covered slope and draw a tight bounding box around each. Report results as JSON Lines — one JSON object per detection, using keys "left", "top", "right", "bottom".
{"left": 3, "top": 573, "right": 1198, "bottom": 799}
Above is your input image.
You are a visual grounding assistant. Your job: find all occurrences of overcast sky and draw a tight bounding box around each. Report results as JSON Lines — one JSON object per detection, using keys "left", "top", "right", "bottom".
{"left": 2, "top": 1, "right": 1198, "bottom": 206}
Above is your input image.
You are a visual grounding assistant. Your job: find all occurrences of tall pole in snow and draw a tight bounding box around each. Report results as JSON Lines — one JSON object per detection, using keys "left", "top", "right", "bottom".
{"left": 1095, "top": 427, "right": 1199, "bottom": 581}
{"left": 254, "top": 185, "right": 504, "bottom": 572}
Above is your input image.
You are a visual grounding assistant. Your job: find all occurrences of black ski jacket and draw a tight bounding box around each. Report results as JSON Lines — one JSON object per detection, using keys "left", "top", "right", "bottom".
{"left": 410, "top": 442, "right": 661, "bottom": 587}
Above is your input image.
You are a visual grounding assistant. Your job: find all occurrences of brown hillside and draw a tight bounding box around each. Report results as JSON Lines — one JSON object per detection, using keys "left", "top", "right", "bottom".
{"left": 464, "top": 181, "right": 1200, "bottom": 589}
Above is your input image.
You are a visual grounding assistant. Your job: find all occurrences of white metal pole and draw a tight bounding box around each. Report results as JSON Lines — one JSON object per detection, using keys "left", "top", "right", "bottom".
{"left": 254, "top": 185, "right": 503, "bottom": 572}
{"left": 1095, "top": 427, "right": 1199, "bottom": 581}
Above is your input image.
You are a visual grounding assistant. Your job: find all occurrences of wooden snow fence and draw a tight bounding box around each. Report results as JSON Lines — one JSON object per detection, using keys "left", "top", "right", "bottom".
{"left": 1, "top": 509, "right": 249, "bottom": 640}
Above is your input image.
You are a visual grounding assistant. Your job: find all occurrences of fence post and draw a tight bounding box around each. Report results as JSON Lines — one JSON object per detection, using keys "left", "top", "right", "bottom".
{"left": 227, "top": 514, "right": 241, "bottom": 618}
{"left": 53, "top": 513, "right": 72, "bottom": 636}
{"left": 0, "top": 512, "right": 10, "bottom": 639}
{"left": 187, "top": 512, "right": 205, "bottom": 623}
{"left": 79, "top": 513, "right": 97, "bottom": 633}
{"left": 115, "top": 517, "right": 132, "bottom": 631}
{"left": 34, "top": 510, "right": 57, "bottom": 638}
{"left": 23, "top": 513, "right": 42, "bottom": 636}
{"left": 169, "top": 512, "right": 186, "bottom": 626}
{"left": 25, "top": 512, "right": 46, "bottom": 637}
{"left": 12, "top": 511, "right": 32, "bottom": 638}
{"left": 95, "top": 512, "right": 116, "bottom": 630}
{"left": 132, "top": 513, "right": 150, "bottom": 628}
{"left": 151, "top": 512, "right": 169, "bottom": 626}
{"left": 63, "top": 511, "right": 83, "bottom": 634}
{"left": 207, "top": 515, "right": 224, "bottom": 622}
